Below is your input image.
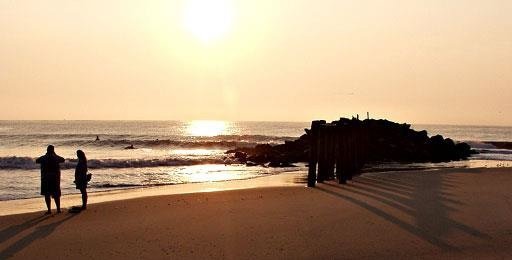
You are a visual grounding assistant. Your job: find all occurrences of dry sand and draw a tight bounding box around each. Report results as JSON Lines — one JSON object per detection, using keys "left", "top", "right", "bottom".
{"left": 1, "top": 167, "right": 512, "bottom": 259}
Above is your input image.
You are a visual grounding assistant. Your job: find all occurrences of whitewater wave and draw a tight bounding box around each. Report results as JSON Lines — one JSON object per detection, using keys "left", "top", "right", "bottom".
{"left": 465, "top": 140, "right": 512, "bottom": 161}
{"left": 0, "top": 156, "right": 227, "bottom": 170}
{"left": 465, "top": 141, "right": 497, "bottom": 149}
{"left": 476, "top": 149, "right": 512, "bottom": 155}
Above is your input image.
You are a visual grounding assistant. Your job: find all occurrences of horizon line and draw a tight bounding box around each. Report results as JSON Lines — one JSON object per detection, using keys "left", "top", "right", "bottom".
{"left": 0, "top": 119, "right": 511, "bottom": 128}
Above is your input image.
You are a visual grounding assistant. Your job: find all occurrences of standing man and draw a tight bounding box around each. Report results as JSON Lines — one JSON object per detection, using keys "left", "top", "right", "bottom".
{"left": 36, "top": 145, "right": 65, "bottom": 214}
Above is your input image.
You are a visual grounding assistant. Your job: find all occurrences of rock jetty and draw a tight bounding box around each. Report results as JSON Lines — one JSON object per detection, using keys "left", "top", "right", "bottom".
{"left": 226, "top": 118, "right": 474, "bottom": 167}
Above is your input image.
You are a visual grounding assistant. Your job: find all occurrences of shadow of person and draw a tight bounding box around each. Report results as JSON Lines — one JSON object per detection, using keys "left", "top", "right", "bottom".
{"left": 0, "top": 215, "right": 50, "bottom": 244}
{"left": 0, "top": 213, "right": 77, "bottom": 259}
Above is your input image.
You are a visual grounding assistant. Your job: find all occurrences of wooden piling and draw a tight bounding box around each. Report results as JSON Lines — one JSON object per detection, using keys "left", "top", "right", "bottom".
{"left": 335, "top": 127, "right": 347, "bottom": 184}
{"left": 325, "top": 126, "right": 335, "bottom": 180}
{"left": 307, "top": 120, "right": 324, "bottom": 187}
{"left": 317, "top": 127, "right": 327, "bottom": 183}
{"left": 308, "top": 118, "right": 370, "bottom": 186}
{"left": 333, "top": 128, "right": 341, "bottom": 183}
{"left": 347, "top": 126, "right": 355, "bottom": 180}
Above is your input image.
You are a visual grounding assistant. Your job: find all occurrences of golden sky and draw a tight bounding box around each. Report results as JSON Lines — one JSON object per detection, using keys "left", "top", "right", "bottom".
{"left": 1, "top": 0, "right": 511, "bottom": 125}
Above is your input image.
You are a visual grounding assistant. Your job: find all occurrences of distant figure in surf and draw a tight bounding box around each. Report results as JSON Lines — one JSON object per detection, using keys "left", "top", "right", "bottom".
{"left": 95, "top": 135, "right": 100, "bottom": 141}
{"left": 35, "top": 145, "right": 65, "bottom": 214}
{"left": 74, "top": 150, "right": 89, "bottom": 210}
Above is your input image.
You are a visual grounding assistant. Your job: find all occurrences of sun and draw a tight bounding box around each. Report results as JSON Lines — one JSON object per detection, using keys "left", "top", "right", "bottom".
{"left": 182, "top": 0, "right": 234, "bottom": 43}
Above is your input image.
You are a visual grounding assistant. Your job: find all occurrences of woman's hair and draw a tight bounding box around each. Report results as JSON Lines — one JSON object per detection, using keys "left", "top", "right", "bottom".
{"left": 77, "top": 150, "right": 87, "bottom": 162}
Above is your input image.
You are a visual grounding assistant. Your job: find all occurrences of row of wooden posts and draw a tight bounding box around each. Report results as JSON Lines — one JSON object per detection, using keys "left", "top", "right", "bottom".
{"left": 307, "top": 119, "right": 370, "bottom": 187}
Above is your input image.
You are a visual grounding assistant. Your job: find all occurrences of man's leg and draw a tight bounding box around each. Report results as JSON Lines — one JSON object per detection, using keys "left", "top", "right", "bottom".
{"left": 44, "top": 195, "right": 51, "bottom": 214}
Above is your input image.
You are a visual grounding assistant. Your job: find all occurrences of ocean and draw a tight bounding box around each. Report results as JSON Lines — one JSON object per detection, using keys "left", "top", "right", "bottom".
{"left": 0, "top": 120, "right": 511, "bottom": 201}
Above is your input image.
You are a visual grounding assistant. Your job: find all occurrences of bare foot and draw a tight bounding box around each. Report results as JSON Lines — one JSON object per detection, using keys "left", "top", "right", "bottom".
{"left": 44, "top": 210, "right": 51, "bottom": 215}
{"left": 57, "top": 209, "right": 62, "bottom": 214}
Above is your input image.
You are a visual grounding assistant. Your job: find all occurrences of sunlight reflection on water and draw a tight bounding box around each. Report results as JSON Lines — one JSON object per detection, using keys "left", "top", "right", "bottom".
{"left": 169, "top": 149, "right": 223, "bottom": 156}
{"left": 187, "top": 120, "right": 230, "bottom": 137}
{"left": 179, "top": 164, "right": 249, "bottom": 183}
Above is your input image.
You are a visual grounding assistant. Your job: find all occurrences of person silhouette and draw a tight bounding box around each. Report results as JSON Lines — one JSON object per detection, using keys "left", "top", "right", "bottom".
{"left": 74, "top": 150, "right": 88, "bottom": 210}
{"left": 35, "top": 145, "right": 65, "bottom": 214}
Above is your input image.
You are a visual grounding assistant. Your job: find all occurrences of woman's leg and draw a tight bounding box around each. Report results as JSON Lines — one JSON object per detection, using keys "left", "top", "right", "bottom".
{"left": 80, "top": 188, "right": 88, "bottom": 209}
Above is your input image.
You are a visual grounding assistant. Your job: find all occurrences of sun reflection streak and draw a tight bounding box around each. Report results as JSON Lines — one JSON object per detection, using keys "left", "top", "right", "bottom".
{"left": 180, "top": 164, "right": 244, "bottom": 183}
{"left": 187, "top": 120, "right": 228, "bottom": 136}
{"left": 170, "top": 149, "right": 222, "bottom": 156}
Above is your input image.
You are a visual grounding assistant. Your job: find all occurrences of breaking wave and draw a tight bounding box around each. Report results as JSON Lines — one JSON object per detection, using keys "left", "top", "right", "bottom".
{"left": 3, "top": 134, "right": 297, "bottom": 150}
{"left": 0, "top": 156, "right": 227, "bottom": 170}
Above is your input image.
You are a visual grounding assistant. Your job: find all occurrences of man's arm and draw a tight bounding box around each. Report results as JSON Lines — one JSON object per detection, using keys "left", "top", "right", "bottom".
{"left": 35, "top": 156, "right": 42, "bottom": 164}
{"left": 57, "top": 156, "right": 65, "bottom": 163}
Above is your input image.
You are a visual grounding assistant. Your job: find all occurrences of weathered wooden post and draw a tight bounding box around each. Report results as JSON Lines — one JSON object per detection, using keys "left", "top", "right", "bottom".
{"left": 307, "top": 120, "right": 324, "bottom": 187}
{"left": 326, "top": 125, "right": 336, "bottom": 180}
{"left": 353, "top": 124, "right": 362, "bottom": 171}
{"left": 365, "top": 122, "right": 370, "bottom": 162}
{"left": 355, "top": 122, "right": 367, "bottom": 175}
{"left": 360, "top": 123, "right": 369, "bottom": 168}
{"left": 335, "top": 126, "right": 347, "bottom": 184}
{"left": 308, "top": 117, "right": 373, "bottom": 186}
{"left": 347, "top": 126, "right": 355, "bottom": 180}
{"left": 317, "top": 125, "right": 327, "bottom": 183}
{"left": 333, "top": 125, "right": 340, "bottom": 182}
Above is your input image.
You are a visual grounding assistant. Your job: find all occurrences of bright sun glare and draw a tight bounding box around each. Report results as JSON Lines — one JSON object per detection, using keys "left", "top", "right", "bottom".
{"left": 183, "top": 0, "right": 234, "bottom": 43}
{"left": 187, "top": 120, "right": 228, "bottom": 136}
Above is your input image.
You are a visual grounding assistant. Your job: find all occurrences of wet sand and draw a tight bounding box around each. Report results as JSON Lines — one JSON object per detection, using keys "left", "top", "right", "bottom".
{"left": 1, "top": 167, "right": 512, "bottom": 259}
{"left": 0, "top": 171, "right": 306, "bottom": 217}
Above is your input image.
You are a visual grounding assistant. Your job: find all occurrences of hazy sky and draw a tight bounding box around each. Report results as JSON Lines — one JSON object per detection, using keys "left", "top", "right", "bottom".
{"left": 1, "top": 0, "right": 511, "bottom": 125}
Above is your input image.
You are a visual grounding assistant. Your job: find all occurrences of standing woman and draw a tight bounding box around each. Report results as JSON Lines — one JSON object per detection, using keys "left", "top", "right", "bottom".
{"left": 75, "top": 150, "right": 88, "bottom": 209}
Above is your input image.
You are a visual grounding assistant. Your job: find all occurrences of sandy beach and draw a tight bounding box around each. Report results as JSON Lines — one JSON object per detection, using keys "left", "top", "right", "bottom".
{"left": 1, "top": 167, "right": 512, "bottom": 259}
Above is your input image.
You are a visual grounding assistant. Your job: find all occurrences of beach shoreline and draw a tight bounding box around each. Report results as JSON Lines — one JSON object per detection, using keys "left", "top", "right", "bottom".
{"left": 1, "top": 167, "right": 512, "bottom": 259}
{"left": 0, "top": 170, "right": 307, "bottom": 217}
{"left": 1, "top": 166, "right": 511, "bottom": 216}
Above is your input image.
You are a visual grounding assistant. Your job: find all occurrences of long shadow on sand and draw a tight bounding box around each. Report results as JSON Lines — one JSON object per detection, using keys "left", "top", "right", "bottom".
{"left": 0, "top": 213, "right": 77, "bottom": 259}
{"left": 316, "top": 170, "right": 490, "bottom": 251}
{"left": 0, "top": 215, "right": 50, "bottom": 244}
